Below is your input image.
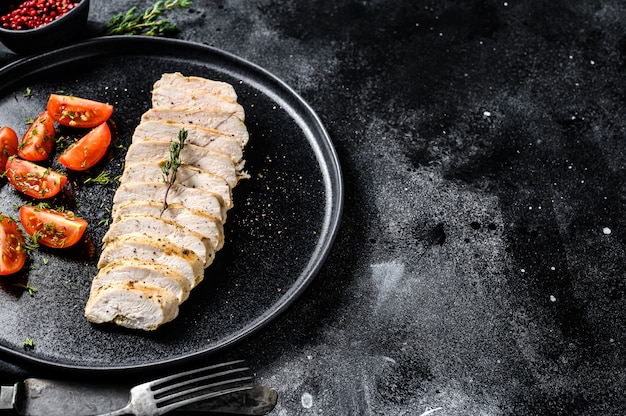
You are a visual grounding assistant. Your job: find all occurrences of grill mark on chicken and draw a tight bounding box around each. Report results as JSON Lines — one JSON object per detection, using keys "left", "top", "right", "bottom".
{"left": 85, "top": 73, "right": 249, "bottom": 330}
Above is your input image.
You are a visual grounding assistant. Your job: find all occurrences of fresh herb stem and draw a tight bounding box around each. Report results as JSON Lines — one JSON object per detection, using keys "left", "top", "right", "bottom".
{"left": 161, "top": 128, "right": 187, "bottom": 214}
{"left": 105, "top": 0, "right": 192, "bottom": 36}
{"left": 84, "top": 171, "right": 111, "bottom": 186}
{"left": 13, "top": 283, "right": 37, "bottom": 297}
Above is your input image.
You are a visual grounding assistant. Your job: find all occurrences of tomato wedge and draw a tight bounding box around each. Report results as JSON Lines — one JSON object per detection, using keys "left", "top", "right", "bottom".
{"left": 5, "top": 157, "right": 67, "bottom": 199}
{"left": 20, "top": 206, "right": 87, "bottom": 249}
{"left": 17, "top": 111, "right": 55, "bottom": 161}
{"left": 0, "top": 215, "right": 26, "bottom": 275}
{"left": 0, "top": 126, "right": 18, "bottom": 174}
{"left": 58, "top": 122, "right": 111, "bottom": 171}
{"left": 47, "top": 94, "right": 113, "bottom": 128}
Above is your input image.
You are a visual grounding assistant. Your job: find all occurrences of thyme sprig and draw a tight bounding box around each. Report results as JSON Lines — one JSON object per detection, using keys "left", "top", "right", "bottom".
{"left": 105, "top": 0, "right": 192, "bottom": 36}
{"left": 84, "top": 171, "right": 111, "bottom": 186}
{"left": 13, "top": 283, "right": 37, "bottom": 297}
{"left": 161, "top": 128, "right": 187, "bottom": 214}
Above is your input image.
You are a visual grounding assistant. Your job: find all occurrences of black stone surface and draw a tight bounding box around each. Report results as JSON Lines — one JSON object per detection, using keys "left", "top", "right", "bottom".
{"left": 1, "top": 0, "right": 625, "bottom": 414}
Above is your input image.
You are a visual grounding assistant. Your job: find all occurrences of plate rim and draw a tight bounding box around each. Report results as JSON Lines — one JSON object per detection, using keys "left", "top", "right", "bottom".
{"left": 0, "top": 36, "right": 344, "bottom": 373}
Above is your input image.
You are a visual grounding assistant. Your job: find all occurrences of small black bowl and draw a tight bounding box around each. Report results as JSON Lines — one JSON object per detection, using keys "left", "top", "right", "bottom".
{"left": 0, "top": 0, "right": 90, "bottom": 55}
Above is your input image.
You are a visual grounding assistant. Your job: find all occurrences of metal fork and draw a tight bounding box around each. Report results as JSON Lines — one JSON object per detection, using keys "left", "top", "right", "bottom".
{"left": 96, "top": 360, "right": 253, "bottom": 416}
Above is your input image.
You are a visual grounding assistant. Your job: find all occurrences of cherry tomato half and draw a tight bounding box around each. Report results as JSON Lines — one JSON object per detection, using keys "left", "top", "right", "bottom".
{"left": 20, "top": 206, "right": 87, "bottom": 249}
{"left": 5, "top": 157, "right": 67, "bottom": 199}
{"left": 0, "top": 215, "right": 26, "bottom": 275}
{"left": 17, "top": 111, "right": 55, "bottom": 162}
{"left": 58, "top": 122, "right": 111, "bottom": 171}
{"left": 0, "top": 126, "right": 18, "bottom": 174}
{"left": 47, "top": 94, "right": 113, "bottom": 128}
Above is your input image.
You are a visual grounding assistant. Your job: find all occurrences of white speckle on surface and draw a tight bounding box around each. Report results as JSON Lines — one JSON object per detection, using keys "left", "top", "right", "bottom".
{"left": 603, "top": 227, "right": 611, "bottom": 235}
{"left": 483, "top": 111, "right": 491, "bottom": 116}
{"left": 419, "top": 408, "right": 443, "bottom": 416}
{"left": 301, "top": 392, "right": 313, "bottom": 408}
{"left": 550, "top": 295, "right": 557, "bottom": 302}
{"left": 371, "top": 261, "right": 405, "bottom": 310}
{"left": 521, "top": 268, "right": 526, "bottom": 273}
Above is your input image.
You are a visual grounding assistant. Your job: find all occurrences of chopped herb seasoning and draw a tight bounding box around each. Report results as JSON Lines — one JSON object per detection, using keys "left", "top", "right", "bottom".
{"left": 22, "top": 338, "right": 34, "bottom": 350}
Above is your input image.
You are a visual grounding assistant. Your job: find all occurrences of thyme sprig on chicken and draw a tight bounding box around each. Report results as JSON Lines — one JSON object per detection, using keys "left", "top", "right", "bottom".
{"left": 104, "top": 0, "right": 192, "bottom": 36}
{"left": 161, "top": 128, "right": 187, "bottom": 215}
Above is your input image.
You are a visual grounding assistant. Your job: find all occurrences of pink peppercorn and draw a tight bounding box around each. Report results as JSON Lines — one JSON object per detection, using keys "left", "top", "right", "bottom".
{"left": 0, "top": 0, "right": 77, "bottom": 30}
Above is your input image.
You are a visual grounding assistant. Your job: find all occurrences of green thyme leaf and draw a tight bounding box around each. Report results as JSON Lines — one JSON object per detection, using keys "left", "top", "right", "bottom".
{"left": 22, "top": 338, "right": 35, "bottom": 350}
{"left": 84, "top": 171, "right": 111, "bottom": 186}
{"left": 104, "top": 0, "right": 192, "bottom": 36}
{"left": 13, "top": 283, "right": 37, "bottom": 297}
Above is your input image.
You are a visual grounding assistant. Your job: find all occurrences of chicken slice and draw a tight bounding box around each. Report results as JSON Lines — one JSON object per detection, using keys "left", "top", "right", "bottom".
{"left": 132, "top": 120, "right": 244, "bottom": 164}
{"left": 120, "top": 162, "right": 233, "bottom": 209}
{"left": 85, "top": 281, "right": 180, "bottom": 331}
{"left": 124, "top": 140, "right": 242, "bottom": 188}
{"left": 103, "top": 214, "right": 215, "bottom": 267}
{"left": 91, "top": 259, "right": 191, "bottom": 303}
{"left": 141, "top": 108, "right": 249, "bottom": 147}
{"left": 112, "top": 182, "right": 227, "bottom": 222}
{"left": 154, "top": 72, "right": 238, "bottom": 101}
{"left": 152, "top": 86, "right": 245, "bottom": 121}
{"left": 98, "top": 233, "right": 204, "bottom": 288}
{"left": 113, "top": 201, "right": 224, "bottom": 251}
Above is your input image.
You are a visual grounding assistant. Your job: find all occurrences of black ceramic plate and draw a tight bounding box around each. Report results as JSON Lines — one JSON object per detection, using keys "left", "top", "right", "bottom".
{"left": 0, "top": 37, "right": 342, "bottom": 371}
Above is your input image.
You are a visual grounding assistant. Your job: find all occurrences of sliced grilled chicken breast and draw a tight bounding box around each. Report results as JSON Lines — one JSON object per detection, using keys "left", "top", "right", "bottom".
{"left": 124, "top": 141, "right": 241, "bottom": 188}
{"left": 152, "top": 86, "right": 245, "bottom": 120}
{"left": 132, "top": 121, "right": 244, "bottom": 164}
{"left": 113, "top": 201, "right": 225, "bottom": 251}
{"left": 141, "top": 108, "right": 249, "bottom": 147}
{"left": 120, "top": 162, "right": 233, "bottom": 209}
{"left": 103, "top": 214, "right": 215, "bottom": 267}
{"left": 98, "top": 233, "right": 204, "bottom": 288}
{"left": 112, "top": 182, "right": 227, "bottom": 222}
{"left": 85, "top": 281, "right": 180, "bottom": 331}
{"left": 92, "top": 259, "right": 191, "bottom": 303}
{"left": 87, "top": 73, "right": 249, "bottom": 330}
{"left": 153, "top": 72, "right": 238, "bottom": 101}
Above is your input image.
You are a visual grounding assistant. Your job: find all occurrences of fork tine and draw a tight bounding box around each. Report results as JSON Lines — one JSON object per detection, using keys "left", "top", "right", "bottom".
{"left": 152, "top": 362, "right": 249, "bottom": 396}
{"left": 150, "top": 360, "right": 254, "bottom": 414}
{"left": 149, "top": 359, "right": 246, "bottom": 390}
{"left": 157, "top": 377, "right": 254, "bottom": 414}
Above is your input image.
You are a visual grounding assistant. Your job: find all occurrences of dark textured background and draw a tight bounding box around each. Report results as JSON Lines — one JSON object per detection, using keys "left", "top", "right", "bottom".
{"left": 1, "top": 0, "right": 626, "bottom": 414}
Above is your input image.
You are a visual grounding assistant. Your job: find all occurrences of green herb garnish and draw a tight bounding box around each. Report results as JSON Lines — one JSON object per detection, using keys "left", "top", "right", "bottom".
{"left": 105, "top": 0, "right": 192, "bottom": 36}
{"left": 13, "top": 283, "right": 37, "bottom": 297}
{"left": 161, "top": 128, "right": 187, "bottom": 214}
{"left": 98, "top": 217, "right": 111, "bottom": 227}
{"left": 84, "top": 171, "right": 111, "bottom": 186}
{"left": 22, "top": 338, "right": 35, "bottom": 350}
